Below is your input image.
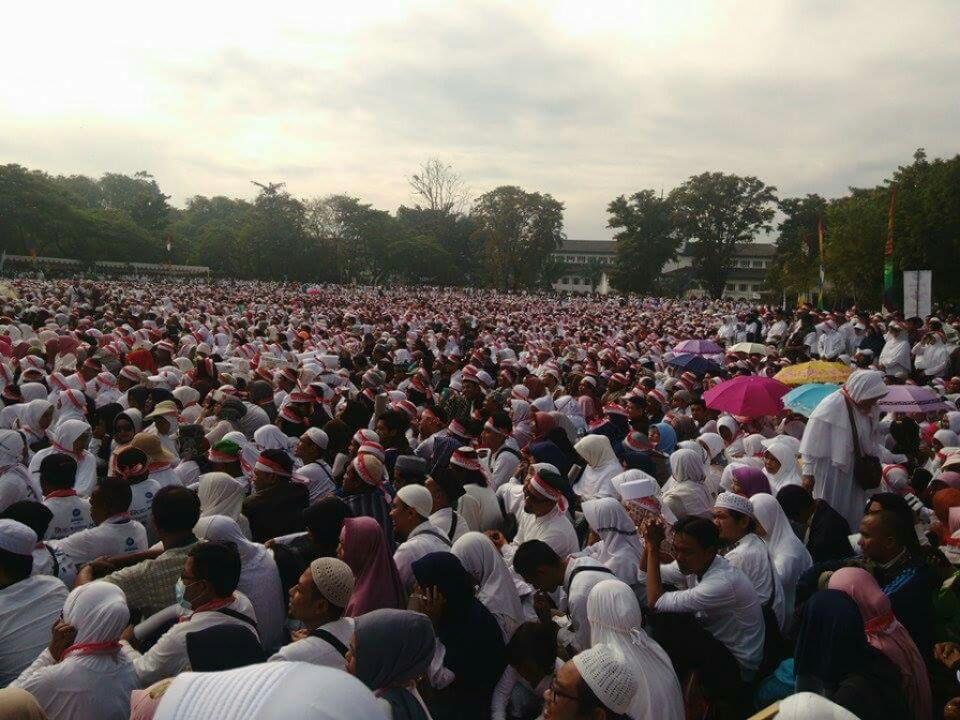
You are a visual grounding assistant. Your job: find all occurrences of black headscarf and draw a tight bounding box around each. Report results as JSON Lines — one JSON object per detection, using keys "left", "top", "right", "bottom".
{"left": 794, "top": 590, "right": 877, "bottom": 689}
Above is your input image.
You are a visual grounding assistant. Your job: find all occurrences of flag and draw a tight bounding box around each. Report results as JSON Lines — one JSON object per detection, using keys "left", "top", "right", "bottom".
{"left": 817, "top": 216, "right": 825, "bottom": 310}
{"left": 883, "top": 186, "right": 897, "bottom": 311}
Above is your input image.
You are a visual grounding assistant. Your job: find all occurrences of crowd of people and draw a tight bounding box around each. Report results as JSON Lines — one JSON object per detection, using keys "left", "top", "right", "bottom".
{"left": 0, "top": 278, "right": 960, "bottom": 719}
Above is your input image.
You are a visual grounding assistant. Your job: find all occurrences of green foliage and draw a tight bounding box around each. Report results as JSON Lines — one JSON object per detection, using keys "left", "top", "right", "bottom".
{"left": 471, "top": 186, "right": 565, "bottom": 290}
{"left": 607, "top": 189, "right": 678, "bottom": 294}
{"left": 670, "top": 172, "right": 778, "bottom": 299}
{"left": 767, "top": 149, "right": 960, "bottom": 307}
{"left": 767, "top": 194, "right": 827, "bottom": 299}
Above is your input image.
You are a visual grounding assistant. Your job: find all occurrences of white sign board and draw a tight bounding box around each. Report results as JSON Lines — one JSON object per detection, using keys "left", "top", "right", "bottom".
{"left": 903, "top": 270, "right": 932, "bottom": 318}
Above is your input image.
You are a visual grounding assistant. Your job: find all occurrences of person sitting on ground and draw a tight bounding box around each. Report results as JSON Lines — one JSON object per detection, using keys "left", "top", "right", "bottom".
{"left": 39, "top": 453, "right": 92, "bottom": 540}
{"left": 269, "top": 557, "right": 355, "bottom": 669}
{"left": 120, "top": 540, "right": 260, "bottom": 686}
{"left": 242, "top": 449, "right": 308, "bottom": 543}
{"left": 390, "top": 483, "right": 452, "bottom": 593}
{"left": 541, "top": 644, "right": 639, "bottom": 720}
{"left": 776, "top": 484, "right": 852, "bottom": 564}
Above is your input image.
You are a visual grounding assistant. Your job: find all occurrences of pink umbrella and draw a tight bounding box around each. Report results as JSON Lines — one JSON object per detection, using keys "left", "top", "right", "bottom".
{"left": 673, "top": 339, "right": 723, "bottom": 355}
{"left": 877, "top": 385, "right": 949, "bottom": 414}
{"left": 703, "top": 375, "right": 790, "bottom": 417}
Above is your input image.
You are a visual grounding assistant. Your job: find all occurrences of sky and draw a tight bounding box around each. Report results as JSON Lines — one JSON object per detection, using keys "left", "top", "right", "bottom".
{"left": 2, "top": 1, "right": 958, "bottom": 239}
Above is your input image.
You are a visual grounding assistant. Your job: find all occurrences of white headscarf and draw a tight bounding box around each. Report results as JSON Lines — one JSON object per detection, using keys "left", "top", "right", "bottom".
{"left": 197, "top": 472, "right": 250, "bottom": 536}
{"left": 698, "top": 432, "right": 725, "bottom": 462}
{"left": 660, "top": 449, "right": 713, "bottom": 520}
{"left": 193, "top": 515, "right": 285, "bottom": 652}
{"left": 582, "top": 498, "right": 644, "bottom": 586}
{"left": 54, "top": 389, "right": 87, "bottom": 429}
{"left": 0, "top": 429, "right": 25, "bottom": 469}
{"left": 776, "top": 692, "right": 859, "bottom": 720}
{"left": 451, "top": 532, "right": 524, "bottom": 642}
{"left": 20, "top": 383, "right": 49, "bottom": 403}
{"left": 254, "top": 424, "right": 293, "bottom": 453}
{"left": 154, "top": 662, "right": 382, "bottom": 720}
{"left": 750, "top": 493, "right": 812, "bottom": 621}
{"left": 608, "top": 468, "right": 660, "bottom": 501}
{"left": 510, "top": 399, "right": 533, "bottom": 448}
{"left": 222, "top": 431, "right": 258, "bottom": 478}
{"left": 63, "top": 580, "right": 130, "bottom": 648}
{"left": 587, "top": 579, "right": 685, "bottom": 720}
{"left": 19, "top": 399, "right": 53, "bottom": 443}
{"left": 573, "top": 435, "right": 620, "bottom": 500}
{"left": 50, "top": 419, "right": 91, "bottom": 459}
{"left": 762, "top": 439, "right": 802, "bottom": 494}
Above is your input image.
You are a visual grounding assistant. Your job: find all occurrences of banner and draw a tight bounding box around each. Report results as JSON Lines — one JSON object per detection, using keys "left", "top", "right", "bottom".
{"left": 817, "top": 217, "right": 825, "bottom": 310}
{"left": 903, "top": 270, "right": 932, "bottom": 318}
{"left": 883, "top": 186, "right": 897, "bottom": 310}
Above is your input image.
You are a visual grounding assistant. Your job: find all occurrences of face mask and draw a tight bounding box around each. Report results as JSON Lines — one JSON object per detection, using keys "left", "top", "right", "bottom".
{"left": 175, "top": 578, "right": 202, "bottom": 609}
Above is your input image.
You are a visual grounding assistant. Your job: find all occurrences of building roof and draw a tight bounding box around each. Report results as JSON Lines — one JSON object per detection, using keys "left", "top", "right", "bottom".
{"left": 557, "top": 239, "right": 616, "bottom": 254}
{"left": 555, "top": 239, "right": 775, "bottom": 257}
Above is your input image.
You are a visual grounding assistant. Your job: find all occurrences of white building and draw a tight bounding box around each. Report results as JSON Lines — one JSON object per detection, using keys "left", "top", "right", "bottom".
{"left": 551, "top": 239, "right": 775, "bottom": 299}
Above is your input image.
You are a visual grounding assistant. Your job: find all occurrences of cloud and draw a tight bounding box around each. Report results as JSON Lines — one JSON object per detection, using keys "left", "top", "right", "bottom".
{"left": 1, "top": 0, "right": 958, "bottom": 239}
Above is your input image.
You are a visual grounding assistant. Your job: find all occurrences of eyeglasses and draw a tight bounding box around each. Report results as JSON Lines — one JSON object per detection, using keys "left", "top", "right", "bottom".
{"left": 547, "top": 677, "right": 579, "bottom": 704}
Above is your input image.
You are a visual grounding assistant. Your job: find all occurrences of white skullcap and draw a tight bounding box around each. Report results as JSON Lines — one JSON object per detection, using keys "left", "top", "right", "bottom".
{"left": 572, "top": 644, "right": 638, "bottom": 715}
{"left": 619, "top": 477, "right": 658, "bottom": 501}
{"left": 0, "top": 519, "right": 38, "bottom": 556}
{"left": 304, "top": 427, "right": 329, "bottom": 450}
{"left": 715, "top": 491, "right": 755, "bottom": 519}
{"left": 396, "top": 484, "right": 433, "bottom": 518}
{"left": 309, "top": 557, "right": 355, "bottom": 609}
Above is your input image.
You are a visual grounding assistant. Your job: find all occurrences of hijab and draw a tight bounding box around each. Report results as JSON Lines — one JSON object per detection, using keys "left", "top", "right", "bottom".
{"left": 794, "top": 590, "right": 882, "bottom": 690}
{"left": 581, "top": 498, "right": 644, "bottom": 586}
{"left": 732, "top": 465, "right": 772, "bottom": 497}
{"left": 0, "top": 430, "right": 25, "bottom": 471}
{"left": 510, "top": 400, "right": 533, "bottom": 448}
{"left": 354, "top": 609, "right": 435, "bottom": 687}
{"left": 660, "top": 448, "right": 713, "bottom": 520}
{"left": 587, "top": 579, "right": 684, "bottom": 720}
{"left": 763, "top": 440, "right": 802, "bottom": 493}
{"left": 50, "top": 419, "right": 90, "bottom": 461}
{"left": 751, "top": 492, "right": 813, "bottom": 620}
{"left": 827, "top": 568, "right": 931, "bottom": 720}
{"left": 528, "top": 440, "right": 573, "bottom": 480}
{"left": 572, "top": 435, "right": 619, "bottom": 499}
{"left": 253, "top": 425, "right": 293, "bottom": 454}
{"left": 651, "top": 421, "right": 677, "bottom": 454}
{"left": 197, "top": 472, "right": 247, "bottom": 522}
{"left": 54, "top": 389, "right": 87, "bottom": 428}
{"left": 154, "top": 662, "right": 382, "bottom": 720}
{"left": 20, "top": 383, "right": 48, "bottom": 403}
{"left": 410, "top": 552, "right": 507, "bottom": 695}
{"left": 19, "top": 399, "right": 52, "bottom": 442}
{"left": 452, "top": 532, "right": 525, "bottom": 641}
{"left": 341, "top": 516, "right": 405, "bottom": 617}
{"left": 61, "top": 580, "right": 130, "bottom": 655}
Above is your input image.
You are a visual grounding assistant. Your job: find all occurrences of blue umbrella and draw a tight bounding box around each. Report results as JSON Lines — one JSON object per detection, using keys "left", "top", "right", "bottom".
{"left": 783, "top": 383, "right": 840, "bottom": 417}
{"left": 667, "top": 353, "right": 724, "bottom": 377}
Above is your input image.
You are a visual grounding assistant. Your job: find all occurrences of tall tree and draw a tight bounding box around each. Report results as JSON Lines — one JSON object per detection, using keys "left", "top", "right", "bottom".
{"left": 471, "top": 186, "right": 565, "bottom": 290}
{"left": 767, "top": 194, "right": 827, "bottom": 299}
{"left": 304, "top": 195, "right": 395, "bottom": 283}
{"left": 670, "top": 172, "right": 778, "bottom": 298}
{"left": 607, "top": 189, "right": 678, "bottom": 294}
{"left": 241, "top": 182, "right": 310, "bottom": 280}
{"left": 98, "top": 171, "right": 172, "bottom": 238}
{"left": 395, "top": 206, "right": 480, "bottom": 285}
{"left": 407, "top": 158, "right": 469, "bottom": 214}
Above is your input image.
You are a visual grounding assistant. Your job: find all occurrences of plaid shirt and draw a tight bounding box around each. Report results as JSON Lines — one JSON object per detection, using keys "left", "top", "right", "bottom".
{"left": 104, "top": 542, "right": 197, "bottom": 618}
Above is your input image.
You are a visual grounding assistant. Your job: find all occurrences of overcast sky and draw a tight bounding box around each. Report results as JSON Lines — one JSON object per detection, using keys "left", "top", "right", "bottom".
{"left": 3, "top": 1, "right": 958, "bottom": 239}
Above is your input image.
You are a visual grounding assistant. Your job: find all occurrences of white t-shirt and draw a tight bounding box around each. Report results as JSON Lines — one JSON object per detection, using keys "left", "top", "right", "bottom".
{"left": 0, "top": 575, "right": 69, "bottom": 686}
{"left": 268, "top": 617, "right": 355, "bottom": 670}
{"left": 128, "top": 479, "right": 161, "bottom": 529}
{"left": 49, "top": 516, "right": 148, "bottom": 585}
{"left": 43, "top": 494, "right": 94, "bottom": 540}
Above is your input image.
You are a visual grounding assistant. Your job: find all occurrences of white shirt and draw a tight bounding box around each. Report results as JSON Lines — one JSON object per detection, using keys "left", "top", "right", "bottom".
{"left": 723, "top": 533, "right": 785, "bottom": 630}
{"left": 560, "top": 557, "right": 614, "bottom": 652}
{"left": 393, "top": 521, "right": 452, "bottom": 593}
{"left": 488, "top": 440, "right": 522, "bottom": 491}
{"left": 268, "top": 617, "right": 355, "bottom": 670}
{"left": 464, "top": 484, "right": 503, "bottom": 532}
{"left": 658, "top": 555, "right": 764, "bottom": 678}
{"left": 121, "top": 592, "right": 259, "bottom": 686}
{"left": 506, "top": 505, "right": 579, "bottom": 562}
{"left": 0, "top": 467, "right": 40, "bottom": 514}
{"left": 29, "top": 450, "right": 97, "bottom": 497}
{"left": 429, "top": 507, "right": 468, "bottom": 544}
{"left": 149, "top": 466, "right": 180, "bottom": 490}
{"left": 294, "top": 461, "right": 336, "bottom": 504}
{"left": 0, "top": 575, "right": 69, "bottom": 686}
{"left": 12, "top": 647, "right": 138, "bottom": 720}
{"left": 128, "top": 479, "right": 161, "bottom": 530}
{"left": 49, "top": 516, "right": 149, "bottom": 585}
{"left": 43, "top": 494, "right": 94, "bottom": 540}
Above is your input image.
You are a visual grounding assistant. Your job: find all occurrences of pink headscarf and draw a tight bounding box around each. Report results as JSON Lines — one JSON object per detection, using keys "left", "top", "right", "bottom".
{"left": 828, "top": 567, "right": 931, "bottom": 720}
{"left": 340, "top": 516, "right": 405, "bottom": 617}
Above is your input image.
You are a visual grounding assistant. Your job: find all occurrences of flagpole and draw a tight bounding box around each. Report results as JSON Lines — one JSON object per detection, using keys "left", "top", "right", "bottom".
{"left": 883, "top": 186, "right": 896, "bottom": 312}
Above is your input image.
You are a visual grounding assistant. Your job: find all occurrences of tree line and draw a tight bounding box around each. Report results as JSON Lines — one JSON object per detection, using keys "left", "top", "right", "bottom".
{"left": 2, "top": 150, "right": 956, "bottom": 302}
{"left": 0, "top": 159, "right": 565, "bottom": 289}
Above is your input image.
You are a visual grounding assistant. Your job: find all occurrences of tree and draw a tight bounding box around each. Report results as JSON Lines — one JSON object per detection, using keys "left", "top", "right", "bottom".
{"left": 241, "top": 182, "right": 311, "bottom": 280}
{"left": 395, "top": 206, "right": 480, "bottom": 285}
{"left": 670, "top": 172, "right": 778, "bottom": 298}
{"left": 408, "top": 158, "right": 469, "bottom": 214}
{"left": 767, "top": 194, "right": 827, "bottom": 300}
{"left": 471, "top": 186, "right": 565, "bottom": 290}
{"left": 98, "top": 171, "right": 172, "bottom": 238}
{"left": 607, "top": 190, "right": 678, "bottom": 294}
{"left": 583, "top": 257, "right": 606, "bottom": 292}
{"left": 304, "top": 195, "right": 395, "bottom": 283}
{"left": 384, "top": 236, "right": 454, "bottom": 284}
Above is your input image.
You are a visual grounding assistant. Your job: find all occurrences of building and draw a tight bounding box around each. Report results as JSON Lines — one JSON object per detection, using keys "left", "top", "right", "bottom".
{"left": 551, "top": 239, "right": 775, "bottom": 299}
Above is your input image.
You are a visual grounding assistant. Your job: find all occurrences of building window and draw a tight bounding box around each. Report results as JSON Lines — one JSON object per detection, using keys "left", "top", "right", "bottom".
{"left": 753, "top": 260, "right": 763, "bottom": 268}
{"left": 739, "top": 283, "right": 748, "bottom": 291}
